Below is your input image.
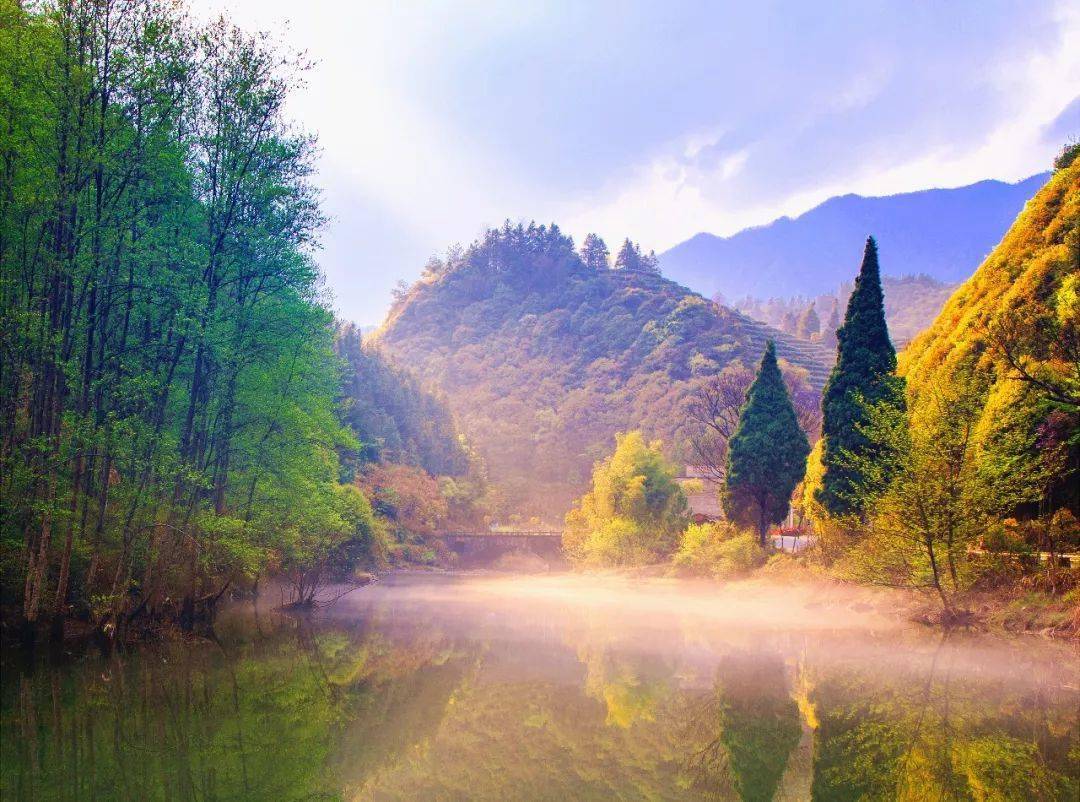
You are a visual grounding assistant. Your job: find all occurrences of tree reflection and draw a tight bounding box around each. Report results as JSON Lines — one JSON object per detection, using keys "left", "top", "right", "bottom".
{"left": 684, "top": 652, "right": 802, "bottom": 802}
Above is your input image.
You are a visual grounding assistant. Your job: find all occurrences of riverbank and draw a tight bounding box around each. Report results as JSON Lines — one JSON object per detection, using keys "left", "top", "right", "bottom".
{"left": 760, "top": 556, "right": 1080, "bottom": 640}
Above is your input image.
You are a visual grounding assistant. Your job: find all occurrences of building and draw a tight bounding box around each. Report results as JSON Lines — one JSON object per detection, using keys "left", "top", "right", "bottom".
{"left": 677, "top": 465, "right": 724, "bottom": 523}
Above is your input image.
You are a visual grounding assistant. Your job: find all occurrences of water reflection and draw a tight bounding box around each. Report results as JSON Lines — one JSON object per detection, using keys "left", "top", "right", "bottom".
{"left": 2, "top": 573, "right": 1077, "bottom": 801}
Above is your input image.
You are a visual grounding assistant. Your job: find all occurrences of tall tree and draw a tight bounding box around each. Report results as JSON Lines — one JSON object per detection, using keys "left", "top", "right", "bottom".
{"left": 816, "top": 237, "right": 904, "bottom": 516}
{"left": 580, "top": 233, "right": 610, "bottom": 270}
{"left": 724, "top": 342, "right": 810, "bottom": 544}
{"left": 0, "top": 0, "right": 373, "bottom": 635}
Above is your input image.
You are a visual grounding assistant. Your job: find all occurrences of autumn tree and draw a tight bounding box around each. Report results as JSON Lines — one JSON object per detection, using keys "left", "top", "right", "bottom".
{"left": 563, "top": 432, "right": 689, "bottom": 566}
{"left": 724, "top": 343, "right": 811, "bottom": 544}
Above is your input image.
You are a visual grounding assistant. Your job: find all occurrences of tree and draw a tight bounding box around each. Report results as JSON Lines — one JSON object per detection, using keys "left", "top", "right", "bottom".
{"left": 613, "top": 238, "right": 659, "bottom": 273}
{"left": 686, "top": 360, "right": 819, "bottom": 484}
{"left": 724, "top": 342, "right": 811, "bottom": 544}
{"left": 816, "top": 237, "right": 904, "bottom": 516}
{"left": 841, "top": 377, "right": 994, "bottom": 614}
{"left": 796, "top": 303, "right": 820, "bottom": 339}
{"left": 580, "top": 233, "right": 610, "bottom": 270}
{"left": 820, "top": 300, "right": 841, "bottom": 349}
{"left": 0, "top": 0, "right": 376, "bottom": 635}
{"left": 562, "top": 432, "right": 689, "bottom": 566}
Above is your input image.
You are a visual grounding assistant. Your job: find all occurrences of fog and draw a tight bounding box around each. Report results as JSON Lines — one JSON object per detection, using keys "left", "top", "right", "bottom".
{"left": 326, "top": 572, "right": 1079, "bottom": 692}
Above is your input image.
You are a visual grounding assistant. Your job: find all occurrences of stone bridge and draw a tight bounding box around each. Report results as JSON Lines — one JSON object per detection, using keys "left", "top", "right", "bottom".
{"left": 438, "top": 531, "right": 564, "bottom": 564}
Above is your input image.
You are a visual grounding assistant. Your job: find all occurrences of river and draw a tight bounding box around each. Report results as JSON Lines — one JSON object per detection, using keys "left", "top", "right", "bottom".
{"left": 2, "top": 572, "right": 1077, "bottom": 800}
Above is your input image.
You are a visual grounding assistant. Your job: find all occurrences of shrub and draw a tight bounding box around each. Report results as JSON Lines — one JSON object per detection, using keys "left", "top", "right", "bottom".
{"left": 672, "top": 522, "right": 765, "bottom": 579}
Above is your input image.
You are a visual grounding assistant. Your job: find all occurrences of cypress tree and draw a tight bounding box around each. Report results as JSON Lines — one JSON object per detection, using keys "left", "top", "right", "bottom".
{"left": 796, "top": 303, "right": 820, "bottom": 339}
{"left": 816, "top": 236, "right": 904, "bottom": 516}
{"left": 724, "top": 341, "right": 811, "bottom": 545}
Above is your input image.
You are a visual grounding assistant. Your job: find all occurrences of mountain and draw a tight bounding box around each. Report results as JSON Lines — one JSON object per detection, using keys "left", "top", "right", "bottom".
{"left": 375, "top": 223, "right": 833, "bottom": 520}
{"left": 899, "top": 153, "right": 1078, "bottom": 513}
{"left": 660, "top": 173, "right": 1051, "bottom": 300}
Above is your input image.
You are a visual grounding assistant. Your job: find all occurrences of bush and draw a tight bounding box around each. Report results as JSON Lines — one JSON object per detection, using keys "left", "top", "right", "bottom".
{"left": 672, "top": 522, "right": 765, "bottom": 579}
{"left": 563, "top": 432, "right": 689, "bottom": 567}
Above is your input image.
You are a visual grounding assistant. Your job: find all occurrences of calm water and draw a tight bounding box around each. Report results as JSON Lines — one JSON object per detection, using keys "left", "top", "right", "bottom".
{"left": 2, "top": 573, "right": 1078, "bottom": 801}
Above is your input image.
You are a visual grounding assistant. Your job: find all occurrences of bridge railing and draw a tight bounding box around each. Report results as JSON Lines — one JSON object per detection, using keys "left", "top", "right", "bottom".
{"left": 438, "top": 531, "right": 563, "bottom": 539}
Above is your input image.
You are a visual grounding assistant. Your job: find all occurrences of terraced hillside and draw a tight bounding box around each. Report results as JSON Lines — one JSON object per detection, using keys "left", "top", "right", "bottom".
{"left": 376, "top": 223, "right": 833, "bottom": 518}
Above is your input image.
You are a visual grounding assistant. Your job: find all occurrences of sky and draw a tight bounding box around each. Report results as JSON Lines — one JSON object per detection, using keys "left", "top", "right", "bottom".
{"left": 189, "top": 1, "right": 1080, "bottom": 326}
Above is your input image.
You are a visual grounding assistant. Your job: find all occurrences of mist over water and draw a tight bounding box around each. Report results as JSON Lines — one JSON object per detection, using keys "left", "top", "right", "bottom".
{"left": 3, "top": 572, "right": 1078, "bottom": 800}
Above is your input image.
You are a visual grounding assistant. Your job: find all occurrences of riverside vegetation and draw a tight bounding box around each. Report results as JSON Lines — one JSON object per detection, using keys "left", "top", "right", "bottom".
{"left": 1, "top": 0, "right": 1076, "bottom": 647}
{"left": 0, "top": 0, "right": 481, "bottom": 640}
{"left": 558, "top": 148, "right": 1079, "bottom": 630}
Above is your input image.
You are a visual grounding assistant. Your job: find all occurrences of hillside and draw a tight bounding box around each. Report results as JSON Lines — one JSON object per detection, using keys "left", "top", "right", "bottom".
{"left": 661, "top": 174, "right": 1050, "bottom": 300}
{"left": 335, "top": 323, "right": 470, "bottom": 476}
{"left": 735, "top": 274, "right": 957, "bottom": 350}
{"left": 376, "top": 223, "right": 833, "bottom": 519}
{"left": 899, "top": 155, "right": 1078, "bottom": 513}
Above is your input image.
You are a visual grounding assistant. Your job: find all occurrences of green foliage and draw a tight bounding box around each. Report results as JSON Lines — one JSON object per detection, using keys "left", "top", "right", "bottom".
{"left": 0, "top": 0, "right": 375, "bottom": 624}
{"left": 724, "top": 342, "right": 811, "bottom": 541}
{"left": 563, "top": 432, "right": 689, "bottom": 566}
{"left": 379, "top": 222, "right": 831, "bottom": 518}
{"left": 818, "top": 237, "right": 905, "bottom": 516}
{"left": 335, "top": 323, "right": 470, "bottom": 477}
{"left": 836, "top": 376, "right": 996, "bottom": 607}
{"left": 671, "top": 521, "right": 764, "bottom": 578}
{"left": 716, "top": 655, "right": 802, "bottom": 802}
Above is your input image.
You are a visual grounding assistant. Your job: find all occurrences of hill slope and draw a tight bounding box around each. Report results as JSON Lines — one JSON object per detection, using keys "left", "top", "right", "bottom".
{"left": 661, "top": 174, "right": 1050, "bottom": 300}
{"left": 376, "top": 223, "right": 833, "bottom": 519}
{"left": 899, "top": 158, "right": 1078, "bottom": 512}
{"left": 736, "top": 274, "right": 958, "bottom": 350}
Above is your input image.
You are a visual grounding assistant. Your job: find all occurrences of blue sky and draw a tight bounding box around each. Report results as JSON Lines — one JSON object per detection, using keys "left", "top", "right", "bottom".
{"left": 191, "top": 1, "right": 1079, "bottom": 325}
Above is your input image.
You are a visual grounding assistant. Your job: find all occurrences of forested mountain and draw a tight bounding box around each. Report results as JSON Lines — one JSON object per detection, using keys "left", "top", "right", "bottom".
{"left": 376, "top": 223, "right": 833, "bottom": 519}
{"left": 898, "top": 151, "right": 1079, "bottom": 514}
{"left": 661, "top": 174, "right": 1050, "bottom": 300}
{"left": 335, "top": 324, "right": 469, "bottom": 477}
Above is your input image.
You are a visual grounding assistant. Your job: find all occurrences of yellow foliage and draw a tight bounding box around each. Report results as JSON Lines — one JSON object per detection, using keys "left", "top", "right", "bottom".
{"left": 671, "top": 521, "right": 764, "bottom": 578}
{"left": 898, "top": 161, "right": 1079, "bottom": 508}
{"left": 562, "top": 431, "right": 689, "bottom": 567}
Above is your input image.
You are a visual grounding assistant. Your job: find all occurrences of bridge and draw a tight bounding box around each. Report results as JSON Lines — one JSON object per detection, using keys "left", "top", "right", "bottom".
{"left": 437, "top": 531, "right": 565, "bottom": 564}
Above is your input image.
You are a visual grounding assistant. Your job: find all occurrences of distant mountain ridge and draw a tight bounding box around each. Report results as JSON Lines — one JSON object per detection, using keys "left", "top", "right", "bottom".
{"left": 660, "top": 173, "right": 1051, "bottom": 300}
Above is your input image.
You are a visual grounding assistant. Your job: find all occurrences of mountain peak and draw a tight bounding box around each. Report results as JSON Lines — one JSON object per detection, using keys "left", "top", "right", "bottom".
{"left": 660, "top": 173, "right": 1051, "bottom": 300}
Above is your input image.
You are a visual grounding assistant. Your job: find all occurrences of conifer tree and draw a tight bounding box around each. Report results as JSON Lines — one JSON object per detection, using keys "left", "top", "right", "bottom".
{"left": 796, "top": 303, "right": 821, "bottom": 339}
{"left": 724, "top": 342, "right": 811, "bottom": 544}
{"left": 821, "top": 300, "right": 841, "bottom": 348}
{"left": 816, "top": 237, "right": 904, "bottom": 516}
{"left": 580, "top": 233, "right": 610, "bottom": 270}
{"left": 614, "top": 238, "right": 640, "bottom": 270}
